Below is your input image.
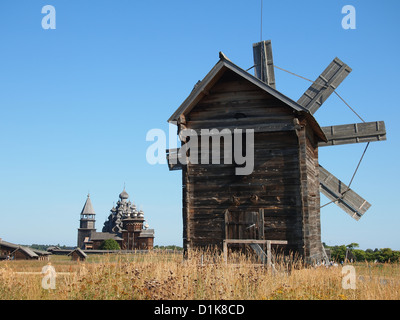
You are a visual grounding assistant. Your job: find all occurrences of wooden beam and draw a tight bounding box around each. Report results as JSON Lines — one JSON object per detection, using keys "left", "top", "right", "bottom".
{"left": 319, "top": 165, "right": 371, "bottom": 220}
{"left": 223, "top": 240, "right": 228, "bottom": 263}
{"left": 249, "top": 243, "right": 267, "bottom": 264}
{"left": 266, "top": 241, "right": 272, "bottom": 267}
{"left": 224, "top": 209, "right": 229, "bottom": 241}
{"left": 253, "top": 40, "right": 276, "bottom": 89}
{"left": 223, "top": 239, "right": 288, "bottom": 245}
{"left": 166, "top": 148, "right": 183, "bottom": 171}
{"left": 181, "top": 122, "right": 295, "bottom": 136}
{"left": 297, "top": 58, "right": 352, "bottom": 114}
{"left": 258, "top": 208, "right": 265, "bottom": 240}
{"left": 319, "top": 121, "right": 386, "bottom": 147}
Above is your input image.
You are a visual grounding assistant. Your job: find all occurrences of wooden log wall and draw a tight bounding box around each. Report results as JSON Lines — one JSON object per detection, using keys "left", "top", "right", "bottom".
{"left": 296, "top": 121, "right": 322, "bottom": 263}
{"left": 181, "top": 70, "right": 321, "bottom": 258}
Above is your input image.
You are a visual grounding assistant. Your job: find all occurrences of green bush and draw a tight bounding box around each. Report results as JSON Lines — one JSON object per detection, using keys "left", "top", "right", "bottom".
{"left": 99, "top": 239, "right": 121, "bottom": 250}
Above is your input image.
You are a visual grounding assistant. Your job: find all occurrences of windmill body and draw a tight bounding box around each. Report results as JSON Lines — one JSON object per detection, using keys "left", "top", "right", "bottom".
{"left": 167, "top": 40, "right": 386, "bottom": 264}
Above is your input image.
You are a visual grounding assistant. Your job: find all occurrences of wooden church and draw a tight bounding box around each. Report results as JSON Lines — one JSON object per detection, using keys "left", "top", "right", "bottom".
{"left": 167, "top": 41, "right": 386, "bottom": 264}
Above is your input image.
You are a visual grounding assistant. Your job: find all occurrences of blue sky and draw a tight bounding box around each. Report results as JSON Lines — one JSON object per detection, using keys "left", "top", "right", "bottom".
{"left": 0, "top": 0, "right": 398, "bottom": 250}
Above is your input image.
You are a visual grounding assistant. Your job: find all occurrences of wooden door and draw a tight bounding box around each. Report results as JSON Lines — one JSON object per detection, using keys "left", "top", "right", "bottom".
{"left": 224, "top": 209, "right": 264, "bottom": 240}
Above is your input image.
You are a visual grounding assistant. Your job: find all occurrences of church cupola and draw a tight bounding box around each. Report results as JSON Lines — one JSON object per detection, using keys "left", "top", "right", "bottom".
{"left": 119, "top": 188, "right": 129, "bottom": 201}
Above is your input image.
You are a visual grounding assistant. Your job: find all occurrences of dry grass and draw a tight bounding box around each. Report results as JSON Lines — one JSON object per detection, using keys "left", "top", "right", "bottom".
{"left": 1, "top": 249, "right": 399, "bottom": 300}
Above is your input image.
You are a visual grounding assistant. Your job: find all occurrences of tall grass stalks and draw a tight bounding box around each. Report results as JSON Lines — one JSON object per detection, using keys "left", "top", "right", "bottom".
{"left": 1, "top": 248, "right": 399, "bottom": 300}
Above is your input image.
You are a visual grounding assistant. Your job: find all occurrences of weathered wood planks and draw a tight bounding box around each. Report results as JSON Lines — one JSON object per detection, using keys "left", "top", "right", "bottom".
{"left": 319, "top": 165, "right": 371, "bottom": 220}
{"left": 252, "top": 40, "right": 276, "bottom": 89}
{"left": 319, "top": 121, "right": 386, "bottom": 147}
{"left": 183, "top": 126, "right": 305, "bottom": 252}
{"left": 297, "top": 57, "right": 352, "bottom": 114}
{"left": 168, "top": 64, "right": 324, "bottom": 262}
{"left": 297, "top": 124, "right": 322, "bottom": 262}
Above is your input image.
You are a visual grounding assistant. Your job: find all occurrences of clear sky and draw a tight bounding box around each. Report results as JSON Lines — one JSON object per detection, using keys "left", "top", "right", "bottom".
{"left": 0, "top": 0, "right": 399, "bottom": 250}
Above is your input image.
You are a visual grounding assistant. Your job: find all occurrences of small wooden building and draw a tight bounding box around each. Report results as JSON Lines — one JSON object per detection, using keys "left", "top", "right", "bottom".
{"left": 68, "top": 248, "right": 87, "bottom": 261}
{"left": 0, "top": 239, "right": 50, "bottom": 260}
{"left": 137, "top": 228, "right": 155, "bottom": 250}
{"left": 167, "top": 41, "right": 386, "bottom": 264}
{"left": 11, "top": 246, "right": 39, "bottom": 260}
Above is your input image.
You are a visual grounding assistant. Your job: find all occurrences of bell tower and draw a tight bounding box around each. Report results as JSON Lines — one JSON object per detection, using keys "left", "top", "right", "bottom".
{"left": 77, "top": 194, "right": 96, "bottom": 249}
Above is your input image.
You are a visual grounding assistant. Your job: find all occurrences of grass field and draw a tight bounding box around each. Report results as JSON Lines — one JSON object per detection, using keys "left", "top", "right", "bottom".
{"left": 1, "top": 249, "right": 399, "bottom": 300}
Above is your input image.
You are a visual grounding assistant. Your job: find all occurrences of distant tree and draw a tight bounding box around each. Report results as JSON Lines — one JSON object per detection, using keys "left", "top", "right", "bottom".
{"left": 365, "top": 249, "right": 374, "bottom": 261}
{"left": 353, "top": 249, "right": 366, "bottom": 261}
{"left": 392, "top": 251, "right": 400, "bottom": 262}
{"left": 153, "top": 245, "right": 183, "bottom": 251}
{"left": 99, "top": 239, "right": 120, "bottom": 250}
{"left": 328, "top": 245, "right": 400, "bottom": 263}
{"left": 331, "top": 245, "right": 347, "bottom": 262}
{"left": 346, "top": 243, "right": 359, "bottom": 250}
{"left": 29, "top": 244, "right": 48, "bottom": 251}
{"left": 376, "top": 248, "right": 400, "bottom": 263}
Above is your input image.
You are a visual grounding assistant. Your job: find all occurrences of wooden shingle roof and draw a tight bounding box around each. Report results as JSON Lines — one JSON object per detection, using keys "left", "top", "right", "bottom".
{"left": 11, "top": 246, "right": 38, "bottom": 258}
{"left": 90, "top": 232, "right": 123, "bottom": 241}
{"left": 0, "top": 239, "right": 50, "bottom": 256}
{"left": 81, "top": 194, "right": 95, "bottom": 215}
{"left": 68, "top": 247, "right": 87, "bottom": 258}
{"left": 168, "top": 54, "right": 327, "bottom": 142}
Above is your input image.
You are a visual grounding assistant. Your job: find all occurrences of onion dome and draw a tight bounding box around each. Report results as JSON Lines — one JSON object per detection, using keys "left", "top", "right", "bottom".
{"left": 119, "top": 188, "right": 129, "bottom": 200}
{"left": 138, "top": 210, "right": 144, "bottom": 218}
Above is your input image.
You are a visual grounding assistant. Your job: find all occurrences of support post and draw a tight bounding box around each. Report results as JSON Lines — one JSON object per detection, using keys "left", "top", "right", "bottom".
{"left": 266, "top": 240, "right": 272, "bottom": 268}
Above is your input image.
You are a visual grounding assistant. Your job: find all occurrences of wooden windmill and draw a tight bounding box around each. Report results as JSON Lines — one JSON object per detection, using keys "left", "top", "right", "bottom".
{"left": 167, "top": 40, "right": 386, "bottom": 264}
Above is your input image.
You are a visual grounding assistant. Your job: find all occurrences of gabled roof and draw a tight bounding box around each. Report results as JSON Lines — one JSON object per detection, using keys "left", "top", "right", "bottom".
{"left": 11, "top": 246, "right": 38, "bottom": 258}
{"left": 168, "top": 54, "right": 327, "bottom": 142}
{"left": 0, "top": 239, "right": 50, "bottom": 256}
{"left": 68, "top": 247, "right": 87, "bottom": 258}
{"left": 81, "top": 194, "right": 95, "bottom": 215}
{"left": 0, "top": 239, "right": 19, "bottom": 250}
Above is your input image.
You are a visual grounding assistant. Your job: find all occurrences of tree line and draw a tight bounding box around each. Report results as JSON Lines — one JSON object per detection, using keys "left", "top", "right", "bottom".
{"left": 27, "top": 242, "right": 399, "bottom": 263}
{"left": 26, "top": 241, "right": 185, "bottom": 251}
{"left": 27, "top": 244, "right": 73, "bottom": 251}
{"left": 324, "top": 243, "right": 400, "bottom": 263}
{"left": 98, "top": 240, "right": 184, "bottom": 251}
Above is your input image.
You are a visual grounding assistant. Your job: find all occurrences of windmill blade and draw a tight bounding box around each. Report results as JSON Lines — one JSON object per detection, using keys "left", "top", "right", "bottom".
{"left": 297, "top": 58, "right": 352, "bottom": 114}
{"left": 319, "top": 165, "right": 371, "bottom": 220}
{"left": 253, "top": 40, "right": 276, "bottom": 88}
{"left": 319, "top": 121, "right": 386, "bottom": 147}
